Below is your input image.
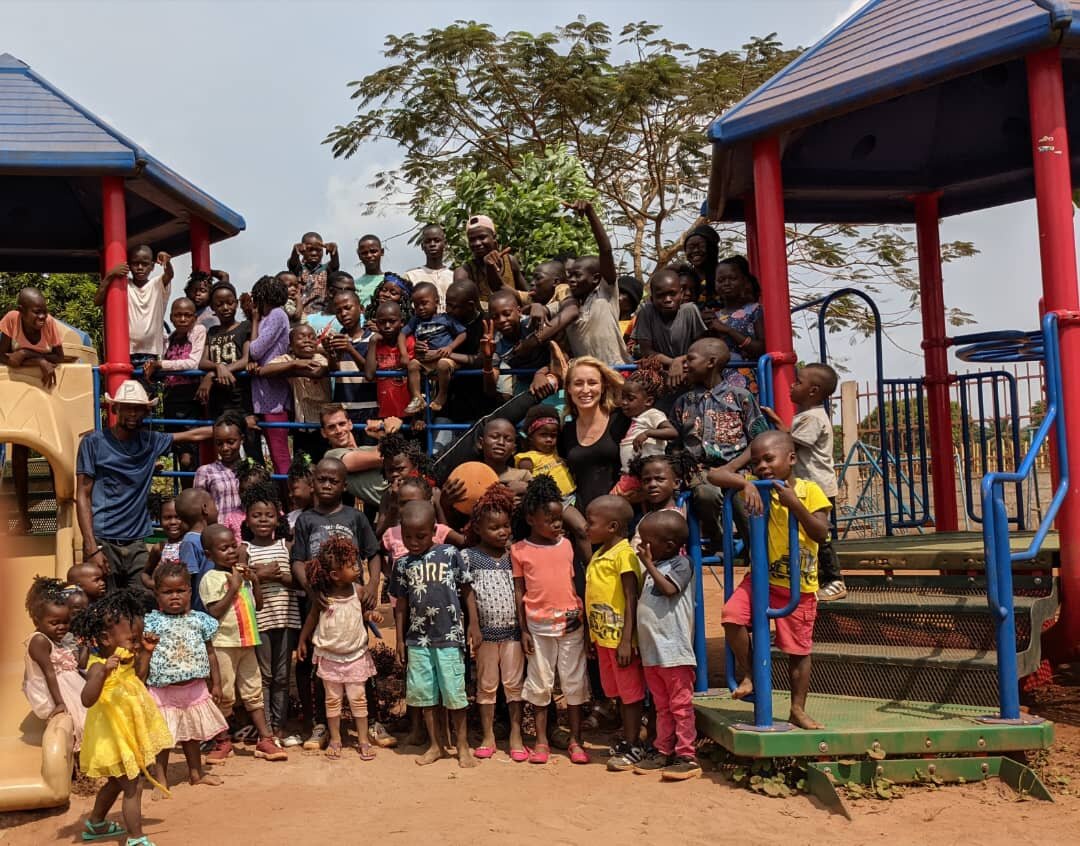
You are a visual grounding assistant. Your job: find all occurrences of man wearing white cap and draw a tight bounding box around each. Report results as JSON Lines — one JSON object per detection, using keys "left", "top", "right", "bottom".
{"left": 452, "top": 214, "right": 529, "bottom": 307}
{"left": 75, "top": 380, "right": 213, "bottom": 594}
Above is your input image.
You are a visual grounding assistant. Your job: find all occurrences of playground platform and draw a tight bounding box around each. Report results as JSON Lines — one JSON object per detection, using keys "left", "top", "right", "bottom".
{"left": 694, "top": 690, "right": 1052, "bottom": 759}
{"left": 835, "top": 531, "right": 1059, "bottom": 570}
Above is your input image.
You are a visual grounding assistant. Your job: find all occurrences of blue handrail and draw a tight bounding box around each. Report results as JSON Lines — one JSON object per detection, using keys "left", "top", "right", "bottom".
{"left": 719, "top": 482, "right": 803, "bottom": 728}
{"left": 980, "top": 311, "right": 1067, "bottom": 720}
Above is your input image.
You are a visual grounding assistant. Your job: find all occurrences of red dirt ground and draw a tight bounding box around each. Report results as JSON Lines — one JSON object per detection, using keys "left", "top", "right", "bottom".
{"left": 2, "top": 580, "right": 1079, "bottom": 845}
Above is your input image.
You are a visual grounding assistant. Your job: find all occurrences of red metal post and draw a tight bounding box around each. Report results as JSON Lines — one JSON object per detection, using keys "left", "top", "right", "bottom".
{"left": 101, "top": 176, "right": 130, "bottom": 398}
{"left": 1026, "top": 47, "right": 1080, "bottom": 663}
{"left": 744, "top": 192, "right": 759, "bottom": 276}
{"left": 914, "top": 192, "right": 959, "bottom": 531}
{"left": 751, "top": 137, "right": 797, "bottom": 423}
{"left": 190, "top": 216, "right": 211, "bottom": 273}
{"left": 190, "top": 216, "right": 216, "bottom": 465}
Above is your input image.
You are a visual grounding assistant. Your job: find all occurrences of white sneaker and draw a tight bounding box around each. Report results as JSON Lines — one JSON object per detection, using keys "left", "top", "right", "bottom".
{"left": 281, "top": 734, "right": 303, "bottom": 748}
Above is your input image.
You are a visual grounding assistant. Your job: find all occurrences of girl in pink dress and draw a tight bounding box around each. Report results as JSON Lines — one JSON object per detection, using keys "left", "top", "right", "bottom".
{"left": 22, "top": 577, "right": 87, "bottom": 749}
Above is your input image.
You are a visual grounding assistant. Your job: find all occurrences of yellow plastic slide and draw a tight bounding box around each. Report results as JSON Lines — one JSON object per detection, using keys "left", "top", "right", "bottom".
{"left": 0, "top": 361, "right": 95, "bottom": 810}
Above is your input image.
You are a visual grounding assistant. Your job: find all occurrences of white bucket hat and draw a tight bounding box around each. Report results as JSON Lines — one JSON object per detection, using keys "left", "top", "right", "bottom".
{"left": 103, "top": 379, "right": 156, "bottom": 407}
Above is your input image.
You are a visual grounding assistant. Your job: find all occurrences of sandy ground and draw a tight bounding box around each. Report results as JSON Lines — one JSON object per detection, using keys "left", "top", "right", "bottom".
{"left": 3, "top": 578, "right": 1080, "bottom": 845}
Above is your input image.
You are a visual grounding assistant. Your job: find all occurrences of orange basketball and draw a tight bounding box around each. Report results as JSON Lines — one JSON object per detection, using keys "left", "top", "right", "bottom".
{"left": 445, "top": 461, "right": 500, "bottom": 515}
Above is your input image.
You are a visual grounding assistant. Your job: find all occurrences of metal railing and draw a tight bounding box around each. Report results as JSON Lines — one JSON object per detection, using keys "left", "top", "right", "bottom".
{"left": 976, "top": 312, "right": 1066, "bottom": 721}
{"left": 956, "top": 369, "right": 1025, "bottom": 529}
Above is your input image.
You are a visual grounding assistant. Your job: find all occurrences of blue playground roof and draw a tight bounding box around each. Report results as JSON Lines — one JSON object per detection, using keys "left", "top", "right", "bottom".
{"left": 707, "top": 0, "right": 1080, "bottom": 223}
{"left": 0, "top": 53, "right": 245, "bottom": 272}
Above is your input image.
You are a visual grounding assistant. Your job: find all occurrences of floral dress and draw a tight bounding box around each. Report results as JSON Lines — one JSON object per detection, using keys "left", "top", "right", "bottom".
{"left": 713, "top": 301, "right": 762, "bottom": 396}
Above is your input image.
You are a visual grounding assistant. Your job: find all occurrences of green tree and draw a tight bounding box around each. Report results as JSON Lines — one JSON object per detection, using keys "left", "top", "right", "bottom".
{"left": 421, "top": 146, "right": 599, "bottom": 269}
{"left": 0, "top": 272, "right": 102, "bottom": 356}
{"left": 326, "top": 19, "right": 977, "bottom": 332}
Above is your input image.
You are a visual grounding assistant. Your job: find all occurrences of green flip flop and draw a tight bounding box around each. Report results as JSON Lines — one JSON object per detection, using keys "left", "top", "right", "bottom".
{"left": 82, "top": 819, "right": 126, "bottom": 841}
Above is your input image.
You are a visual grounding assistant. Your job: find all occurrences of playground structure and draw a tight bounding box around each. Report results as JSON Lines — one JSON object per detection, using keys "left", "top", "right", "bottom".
{"left": 0, "top": 53, "right": 244, "bottom": 810}
{"left": 0, "top": 0, "right": 1079, "bottom": 816}
{"left": 691, "top": 0, "right": 1080, "bottom": 808}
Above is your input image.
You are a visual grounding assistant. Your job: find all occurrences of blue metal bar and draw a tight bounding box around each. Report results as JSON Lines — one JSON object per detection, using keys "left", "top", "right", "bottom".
{"left": 979, "top": 312, "right": 1068, "bottom": 720}
{"left": 722, "top": 492, "right": 739, "bottom": 694}
{"left": 683, "top": 491, "right": 708, "bottom": 693}
{"left": 745, "top": 480, "right": 804, "bottom": 729}
{"left": 793, "top": 288, "right": 889, "bottom": 532}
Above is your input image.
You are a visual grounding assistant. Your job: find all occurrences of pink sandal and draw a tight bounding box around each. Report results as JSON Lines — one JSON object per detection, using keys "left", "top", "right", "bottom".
{"left": 509, "top": 747, "right": 529, "bottom": 763}
{"left": 473, "top": 746, "right": 495, "bottom": 759}
{"left": 528, "top": 744, "right": 550, "bottom": 764}
{"left": 568, "top": 742, "right": 589, "bottom": 765}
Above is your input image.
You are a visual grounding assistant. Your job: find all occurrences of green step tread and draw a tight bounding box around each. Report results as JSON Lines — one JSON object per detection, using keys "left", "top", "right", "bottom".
{"left": 822, "top": 590, "right": 1042, "bottom": 614}
{"left": 836, "top": 531, "right": 1058, "bottom": 569}
{"left": 793, "top": 642, "right": 996, "bottom": 668}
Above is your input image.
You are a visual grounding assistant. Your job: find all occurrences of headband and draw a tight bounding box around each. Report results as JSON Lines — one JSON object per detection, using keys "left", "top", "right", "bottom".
{"left": 527, "top": 415, "right": 560, "bottom": 435}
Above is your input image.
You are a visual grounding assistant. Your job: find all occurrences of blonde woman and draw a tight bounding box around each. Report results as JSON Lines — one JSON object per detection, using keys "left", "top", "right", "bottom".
{"left": 557, "top": 357, "right": 629, "bottom": 511}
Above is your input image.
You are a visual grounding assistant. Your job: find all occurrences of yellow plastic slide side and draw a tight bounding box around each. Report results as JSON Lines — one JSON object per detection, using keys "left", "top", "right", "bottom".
{"left": 0, "top": 363, "right": 96, "bottom": 810}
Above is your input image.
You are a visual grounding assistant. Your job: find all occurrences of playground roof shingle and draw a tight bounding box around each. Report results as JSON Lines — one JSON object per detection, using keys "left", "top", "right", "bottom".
{"left": 0, "top": 52, "right": 245, "bottom": 271}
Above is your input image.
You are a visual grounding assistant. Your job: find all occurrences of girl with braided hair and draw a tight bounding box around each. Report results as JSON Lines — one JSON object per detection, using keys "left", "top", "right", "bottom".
{"left": 461, "top": 484, "right": 525, "bottom": 760}
{"left": 510, "top": 476, "right": 589, "bottom": 765}
{"left": 296, "top": 536, "right": 378, "bottom": 760}
{"left": 73, "top": 588, "right": 173, "bottom": 845}
{"left": 23, "top": 576, "right": 87, "bottom": 748}
{"left": 612, "top": 359, "right": 678, "bottom": 497}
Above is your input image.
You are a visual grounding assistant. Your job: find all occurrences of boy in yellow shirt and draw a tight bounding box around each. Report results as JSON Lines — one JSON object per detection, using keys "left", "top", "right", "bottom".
{"left": 584, "top": 495, "right": 645, "bottom": 771}
{"left": 709, "top": 430, "right": 831, "bottom": 730}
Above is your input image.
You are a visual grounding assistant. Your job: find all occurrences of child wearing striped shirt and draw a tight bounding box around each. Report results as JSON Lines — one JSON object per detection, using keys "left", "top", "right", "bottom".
{"left": 198, "top": 524, "right": 288, "bottom": 763}
{"left": 240, "top": 483, "right": 300, "bottom": 744}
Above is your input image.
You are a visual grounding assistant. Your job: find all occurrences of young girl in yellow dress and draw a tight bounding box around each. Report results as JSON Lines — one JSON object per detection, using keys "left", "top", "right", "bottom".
{"left": 72, "top": 589, "right": 173, "bottom": 846}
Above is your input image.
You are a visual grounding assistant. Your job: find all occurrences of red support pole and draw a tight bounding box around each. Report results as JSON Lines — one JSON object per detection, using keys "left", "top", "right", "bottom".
{"left": 1026, "top": 47, "right": 1080, "bottom": 664}
{"left": 190, "top": 216, "right": 211, "bottom": 273}
{"left": 101, "top": 176, "right": 130, "bottom": 399}
{"left": 751, "top": 137, "right": 796, "bottom": 423}
{"left": 914, "top": 192, "right": 958, "bottom": 531}
{"left": 744, "top": 193, "right": 759, "bottom": 276}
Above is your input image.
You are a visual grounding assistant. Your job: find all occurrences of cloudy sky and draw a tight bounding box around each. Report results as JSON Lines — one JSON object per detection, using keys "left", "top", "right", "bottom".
{"left": 4, "top": 0, "right": 1073, "bottom": 386}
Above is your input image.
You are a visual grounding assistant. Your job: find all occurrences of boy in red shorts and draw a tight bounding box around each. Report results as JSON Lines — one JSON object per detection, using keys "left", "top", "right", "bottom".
{"left": 584, "top": 495, "right": 646, "bottom": 771}
{"left": 708, "top": 430, "right": 831, "bottom": 730}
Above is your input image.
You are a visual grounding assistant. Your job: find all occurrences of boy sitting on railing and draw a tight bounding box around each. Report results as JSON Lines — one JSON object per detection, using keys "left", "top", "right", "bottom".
{"left": 708, "top": 430, "right": 831, "bottom": 730}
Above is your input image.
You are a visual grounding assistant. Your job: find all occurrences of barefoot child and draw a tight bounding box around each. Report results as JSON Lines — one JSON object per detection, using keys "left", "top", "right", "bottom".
{"left": 297, "top": 537, "right": 379, "bottom": 760}
{"left": 241, "top": 482, "right": 299, "bottom": 743}
{"left": 143, "top": 563, "right": 227, "bottom": 793}
{"left": 403, "top": 282, "right": 466, "bottom": 414}
{"left": 584, "top": 495, "right": 646, "bottom": 772}
{"left": 511, "top": 477, "right": 589, "bottom": 765}
{"left": 708, "top": 430, "right": 831, "bottom": 729}
{"left": 22, "top": 578, "right": 87, "bottom": 748}
{"left": 73, "top": 589, "right": 173, "bottom": 846}
{"left": 763, "top": 363, "right": 845, "bottom": 601}
{"left": 1, "top": 286, "right": 68, "bottom": 533}
{"left": 198, "top": 524, "right": 288, "bottom": 762}
{"left": 389, "top": 500, "right": 480, "bottom": 768}
{"left": 632, "top": 511, "right": 701, "bottom": 781}
{"left": 462, "top": 485, "right": 525, "bottom": 760}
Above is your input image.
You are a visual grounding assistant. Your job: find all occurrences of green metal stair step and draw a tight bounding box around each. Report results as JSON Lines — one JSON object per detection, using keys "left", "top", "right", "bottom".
{"left": 771, "top": 642, "right": 1002, "bottom": 707}
{"left": 823, "top": 590, "right": 1043, "bottom": 614}
{"left": 835, "top": 531, "right": 1058, "bottom": 570}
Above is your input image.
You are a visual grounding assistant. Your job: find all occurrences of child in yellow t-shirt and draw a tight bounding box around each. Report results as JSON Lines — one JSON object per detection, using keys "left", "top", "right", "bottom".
{"left": 584, "top": 495, "right": 645, "bottom": 772}
{"left": 514, "top": 406, "right": 575, "bottom": 505}
{"left": 708, "top": 430, "right": 831, "bottom": 730}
